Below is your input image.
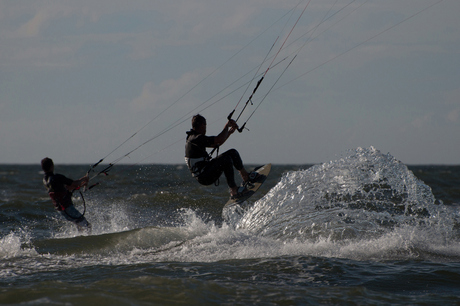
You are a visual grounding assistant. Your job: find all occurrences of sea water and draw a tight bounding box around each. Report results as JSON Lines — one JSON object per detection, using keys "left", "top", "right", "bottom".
{"left": 1, "top": 147, "right": 460, "bottom": 305}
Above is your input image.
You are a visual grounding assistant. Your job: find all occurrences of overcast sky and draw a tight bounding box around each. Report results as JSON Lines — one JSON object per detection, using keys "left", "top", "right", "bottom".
{"left": 1, "top": 0, "right": 458, "bottom": 166}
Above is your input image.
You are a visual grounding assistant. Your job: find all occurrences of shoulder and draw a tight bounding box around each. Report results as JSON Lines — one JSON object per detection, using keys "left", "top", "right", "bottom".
{"left": 198, "top": 134, "right": 215, "bottom": 146}
{"left": 190, "top": 134, "right": 214, "bottom": 144}
{"left": 197, "top": 134, "right": 214, "bottom": 141}
{"left": 53, "top": 173, "right": 74, "bottom": 185}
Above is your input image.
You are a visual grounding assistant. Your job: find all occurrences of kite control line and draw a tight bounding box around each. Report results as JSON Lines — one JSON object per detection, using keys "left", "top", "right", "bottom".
{"left": 228, "top": 0, "right": 311, "bottom": 132}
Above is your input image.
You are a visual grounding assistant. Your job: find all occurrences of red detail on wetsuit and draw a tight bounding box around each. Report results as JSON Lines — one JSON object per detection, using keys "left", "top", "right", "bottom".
{"left": 48, "top": 191, "right": 72, "bottom": 211}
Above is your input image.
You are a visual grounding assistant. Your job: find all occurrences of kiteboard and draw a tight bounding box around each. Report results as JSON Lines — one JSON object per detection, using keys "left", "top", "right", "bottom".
{"left": 222, "top": 163, "right": 271, "bottom": 225}
{"left": 224, "top": 163, "right": 271, "bottom": 207}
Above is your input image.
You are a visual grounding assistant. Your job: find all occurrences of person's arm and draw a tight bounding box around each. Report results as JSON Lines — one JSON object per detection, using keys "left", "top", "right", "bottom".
{"left": 66, "top": 175, "right": 89, "bottom": 191}
{"left": 214, "top": 120, "right": 237, "bottom": 146}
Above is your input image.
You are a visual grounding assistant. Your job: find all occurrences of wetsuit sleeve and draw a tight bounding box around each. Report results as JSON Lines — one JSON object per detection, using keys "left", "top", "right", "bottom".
{"left": 54, "top": 174, "right": 74, "bottom": 188}
{"left": 201, "top": 135, "right": 215, "bottom": 148}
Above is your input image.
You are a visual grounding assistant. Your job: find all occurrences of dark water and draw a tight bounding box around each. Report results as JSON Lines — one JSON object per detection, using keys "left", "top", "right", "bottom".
{"left": 1, "top": 147, "right": 460, "bottom": 305}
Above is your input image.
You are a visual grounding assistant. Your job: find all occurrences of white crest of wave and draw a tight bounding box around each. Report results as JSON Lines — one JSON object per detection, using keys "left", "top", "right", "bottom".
{"left": 236, "top": 147, "right": 447, "bottom": 242}
{"left": 0, "top": 230, "right": 37, "bottom": 259}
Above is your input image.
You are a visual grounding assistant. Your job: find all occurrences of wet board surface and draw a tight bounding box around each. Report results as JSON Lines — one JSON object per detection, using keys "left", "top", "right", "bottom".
{"left": 224, "top": 163, "right": 271, "bottom": 208}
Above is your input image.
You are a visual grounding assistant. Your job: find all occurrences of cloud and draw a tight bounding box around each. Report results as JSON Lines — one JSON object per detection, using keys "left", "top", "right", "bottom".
{"left": 130, "top": 67, "right": 214, "bottom": 112}
{"left": 1, "top": 0, "right": 459, "bottom": 164}
{"left": 411, "top": 114, "right": 432, "bottom": 129}
{"left": 16, "top": 9, "right": 49, "bottom": 37}
{"left": 442, "top": 88, "right": 460, "bottom": 123}
{"left": 447, "top": 109, "right": 459, "bottom": 123}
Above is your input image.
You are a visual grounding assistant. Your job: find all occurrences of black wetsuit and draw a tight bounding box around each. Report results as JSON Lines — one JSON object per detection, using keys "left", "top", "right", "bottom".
{"left": 43, "top": 172, "right": 74, "bottom": 211}
{"left": 185, "top": 130, "right": 244, "bottom": 188}
{"left": 43, "top": 172, "right": 90, "bottom": 228}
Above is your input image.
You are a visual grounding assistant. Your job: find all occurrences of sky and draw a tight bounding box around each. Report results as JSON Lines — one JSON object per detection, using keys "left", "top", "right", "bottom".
{"left": 1, "top": 0, "right": 459, "bottom": 166}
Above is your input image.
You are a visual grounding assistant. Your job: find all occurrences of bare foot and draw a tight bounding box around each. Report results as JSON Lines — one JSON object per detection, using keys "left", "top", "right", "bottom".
{"left": 230, "top": 187, "right": 238, "bottom": 197}
{"left": 239, "top": 169, "right": 249, "bottom": 182}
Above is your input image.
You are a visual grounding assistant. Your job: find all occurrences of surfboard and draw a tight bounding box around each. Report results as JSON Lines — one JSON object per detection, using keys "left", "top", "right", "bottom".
{"left": 224, "top": 163, "right": 271, "bottom": 207}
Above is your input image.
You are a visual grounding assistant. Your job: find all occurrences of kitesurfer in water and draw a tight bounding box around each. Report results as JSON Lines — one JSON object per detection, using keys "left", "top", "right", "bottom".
{"left": 41, "top": 157, "right": 91, "bottom": 231}
{"left": 185, "top": 114, "right": 250, "bottom": 199}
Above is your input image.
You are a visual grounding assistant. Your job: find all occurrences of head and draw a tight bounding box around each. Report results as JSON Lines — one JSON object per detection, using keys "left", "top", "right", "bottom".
{"left": 191, "top": 114, "right": 207, "bottom": 134}
{"left": 41, "top": 157, "right": 54, "bottom": 173}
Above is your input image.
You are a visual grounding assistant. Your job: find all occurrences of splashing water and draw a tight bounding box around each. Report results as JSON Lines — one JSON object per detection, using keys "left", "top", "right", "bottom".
{"left": 236, "top": 147, "right": 451, "bottom": 242}
{"left": 2, "top": 153, "right": 459, "bottom": 268}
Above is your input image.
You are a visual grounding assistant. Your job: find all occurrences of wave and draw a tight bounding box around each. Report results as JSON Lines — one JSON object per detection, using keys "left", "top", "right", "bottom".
{"left": 30, "top": 226, "right": 198, "bottom": 256}
{"left": 2, "top": 210, "right": 460, "bottom": 267}
{"left": 235, "top": 147, "right": 459, "bottom": 243}
{"left": 3, "top": 148, "right": 460, "bottom": 265}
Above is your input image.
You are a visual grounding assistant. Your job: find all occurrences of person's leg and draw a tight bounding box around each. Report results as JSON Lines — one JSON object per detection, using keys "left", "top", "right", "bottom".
{"left": 207, "top": 149, "right": 250, "bottom": 196}
{"left": 198, "top": 153, "right": 236, "bottom": 188}
{"left": 60, "top": 205, "right": 91, "bottom": 231}
{"left": 223, "top": 149, "right": 249, "bottom": 183}
{"left": 197, "top": 149, "right": 250, "bottom": 196}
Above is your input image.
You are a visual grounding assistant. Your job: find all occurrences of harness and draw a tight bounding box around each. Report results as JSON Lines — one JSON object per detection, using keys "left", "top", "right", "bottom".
{"left": 185, "top": 157, "right": 209, "bottom": 177}
{"left": 48, "top": 190, "right": 72, "bottom": 211}
{"left": 44, "top": 175, "right": 86, "bottom": 220}
{"left": 185, "top": 129, "right": 213, "bottom": 177}
{"left": 44, "top": 175, "right": 72, "bottom": 211}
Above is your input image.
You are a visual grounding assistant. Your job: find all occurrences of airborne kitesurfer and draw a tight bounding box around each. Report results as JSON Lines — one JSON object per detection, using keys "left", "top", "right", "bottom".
{"left": 41, "top": 157, "right": 91, "bottom": 231}
{"left": 185, "top": 114, "right": 250, "bottom": 199}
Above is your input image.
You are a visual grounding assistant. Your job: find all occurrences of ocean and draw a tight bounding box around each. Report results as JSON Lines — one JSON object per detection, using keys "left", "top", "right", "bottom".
{"left": 1, "top": 147, "right": 460, "bottom": 305}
